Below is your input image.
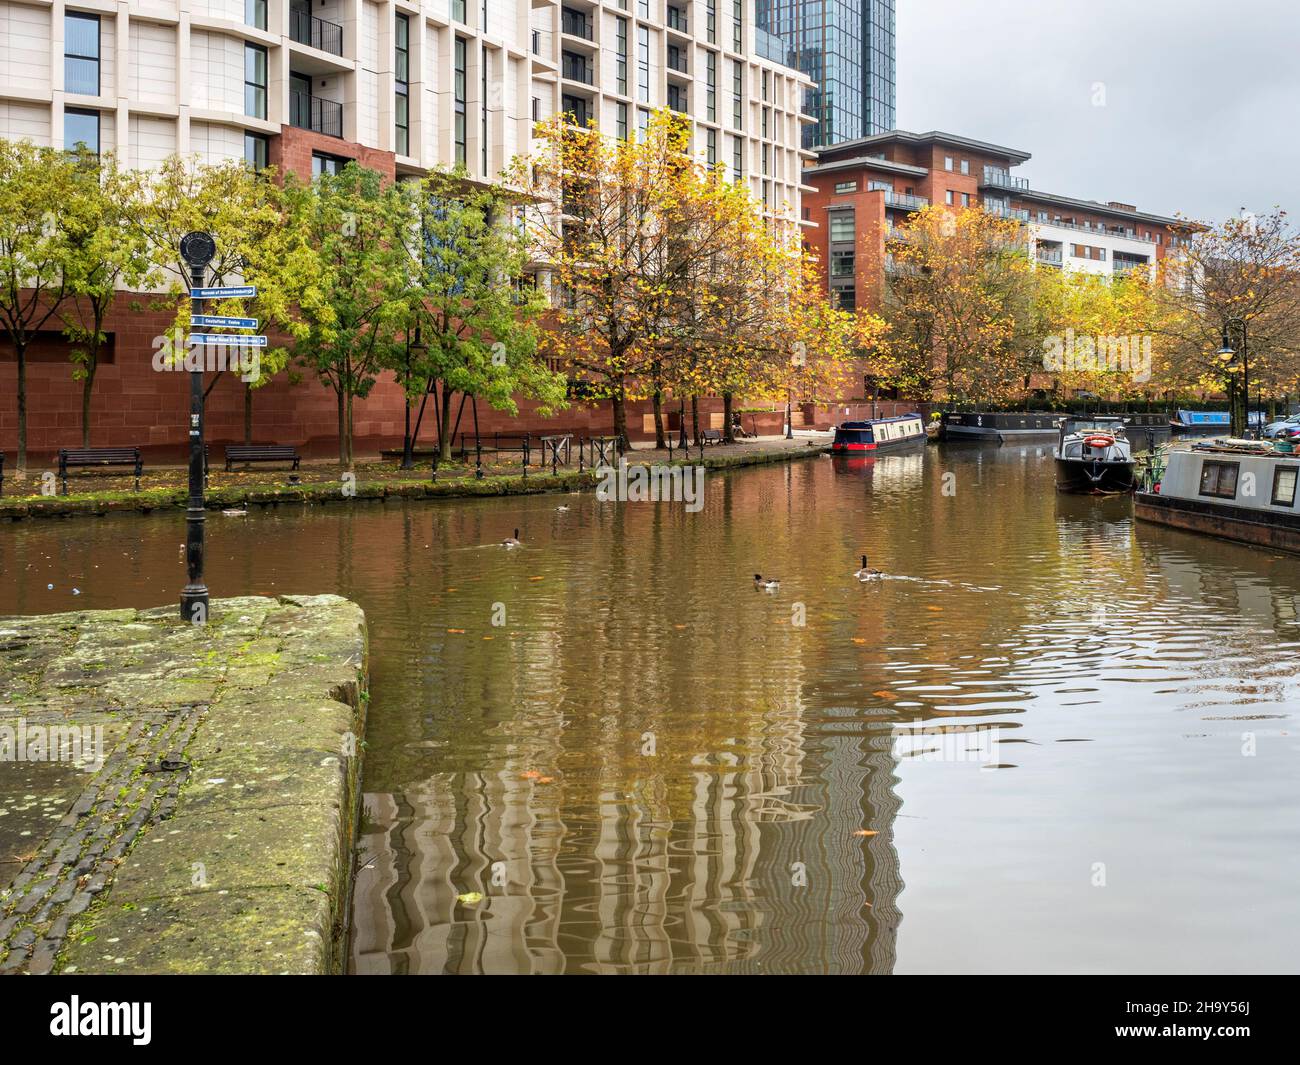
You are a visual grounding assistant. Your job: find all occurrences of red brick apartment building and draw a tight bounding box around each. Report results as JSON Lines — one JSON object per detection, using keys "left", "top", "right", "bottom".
{"left": 802, "top": 130, "right": 1194, "bottom": 312}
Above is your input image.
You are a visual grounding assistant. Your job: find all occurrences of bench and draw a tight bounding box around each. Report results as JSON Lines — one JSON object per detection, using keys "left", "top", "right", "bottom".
{"left": 701, "top": 429, "right": 724, "bottom": 446}
{"left": 224, "top": 444, "right": 300, "bottom": 472}
{"left": 59, "top": 447, "right": 143, "bottom": 494}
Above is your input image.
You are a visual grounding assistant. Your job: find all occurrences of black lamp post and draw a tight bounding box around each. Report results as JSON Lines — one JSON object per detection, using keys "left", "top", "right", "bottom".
{"left": 1216, "top": 316, "right": 1250, "bottom": 437}
{"left": 178, "top": 231, "right": 216, "bottom": 624}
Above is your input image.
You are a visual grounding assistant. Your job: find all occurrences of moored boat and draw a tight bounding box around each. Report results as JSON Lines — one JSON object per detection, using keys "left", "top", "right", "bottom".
{"left": 1054, "top": 417, "right": 1136, "bottom": 493}
{"left": 940, "top": 411, "right": 1063, "bottom": 442}
{"left": 1169, "top": 410, "right": 1230, "bottom": 435}
{"left": 1135, "top": 439, "right": 1300, "bottom": 553}
{"left": 832, "top": 415, "right": 926, "bottom": 453}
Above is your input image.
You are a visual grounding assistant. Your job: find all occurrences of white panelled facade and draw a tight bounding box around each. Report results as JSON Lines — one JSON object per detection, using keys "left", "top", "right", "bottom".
{"left": 0, "top": 0, "right": 812, "bottom": 214}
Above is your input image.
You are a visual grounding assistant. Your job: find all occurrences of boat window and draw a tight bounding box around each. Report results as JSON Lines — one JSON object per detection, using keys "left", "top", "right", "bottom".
{"left": 1271, "top": 466, "right": 1298, "bottom": 507}
{"left": 1199, "top": 460, "right": 1239, "bottom": 500}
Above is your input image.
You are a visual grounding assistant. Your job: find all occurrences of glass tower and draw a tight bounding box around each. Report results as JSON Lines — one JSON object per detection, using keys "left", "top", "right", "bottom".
{"left": 756, "top": 0, "right": 896, "bottom": 148}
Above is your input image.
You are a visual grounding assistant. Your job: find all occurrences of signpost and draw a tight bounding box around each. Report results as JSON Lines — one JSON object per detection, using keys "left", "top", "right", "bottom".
{"left": 179, "top": 232, "right": 217, "bottom": 624}
{"left": 190, "top": 285, "right": 256, "bottom": 300}
{"left": 192, "top": 314, "right": 258, "bottom": 330}
{"left": 187, "top": 333, "right": 268, "bottom": 347}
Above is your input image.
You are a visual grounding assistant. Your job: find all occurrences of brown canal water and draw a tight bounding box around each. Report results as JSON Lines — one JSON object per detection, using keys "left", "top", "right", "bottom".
{"left": 2, "top": 444, "right": 1298, "bottom": 974}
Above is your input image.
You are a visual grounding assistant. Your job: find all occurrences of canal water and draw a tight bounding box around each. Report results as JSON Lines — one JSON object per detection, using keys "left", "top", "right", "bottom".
{"left": 2, "top": 444, "right": 1298, "bottom": 974}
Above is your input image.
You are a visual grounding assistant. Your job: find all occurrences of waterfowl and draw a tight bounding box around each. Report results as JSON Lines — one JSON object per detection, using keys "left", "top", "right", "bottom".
{"left": 753, "top": 574, "right": 780, "bottom": 591}
{"left": 854, "top": 555, "right": 883, "bottom": 581}
{"left": 556, "top": 505, "right": 570, "bottom": 512}
{"left": 501, "top": 529, "right": 522, "bottom": 548}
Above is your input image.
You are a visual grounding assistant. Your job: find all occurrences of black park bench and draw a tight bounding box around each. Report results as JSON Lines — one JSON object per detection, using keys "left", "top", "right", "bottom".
{"left": 701, "top": 429, "right": 724, "bottom": 446}
{"left": 59, "top": 447, "right": 143, "bottom": 494}
{"left": 224, "top": 444, "right": 301, "bottom": 472}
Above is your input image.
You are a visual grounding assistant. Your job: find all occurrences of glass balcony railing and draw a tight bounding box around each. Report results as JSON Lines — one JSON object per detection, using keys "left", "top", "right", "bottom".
{"left": 290, "top": 9, "right": 344, "bottom": 56}
{"left": 884, "top": 191, "right": 928, "bottom": 210}
{"left": 982, "top": 166, "right": 1029, "bottom": 191}
{"left": 290, "top": 91, "right": 343, "bottom": 137}
{"left": 1032, "top": 216, "right": 1157, "bottom": 243}
{"left": 1035, "top": 248, "right": 1064, "bottom": 265}
{"left": 984, "top": 202, "right": 1031, "bottom": 222}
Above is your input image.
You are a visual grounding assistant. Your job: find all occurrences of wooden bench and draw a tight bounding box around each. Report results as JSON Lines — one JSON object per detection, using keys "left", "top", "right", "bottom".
{"left": 59, "top": 447, "right": 143, "bottom": 494}
{"left": 701, "top": 429, "right": 724, "bottom": 446}
{"left": 224, "top": 444, "right": 301, "bottom": 471}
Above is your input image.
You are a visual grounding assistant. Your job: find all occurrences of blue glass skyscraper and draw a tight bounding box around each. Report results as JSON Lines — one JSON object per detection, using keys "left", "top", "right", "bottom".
{"left": 756, "top": 0, "right": 897, "bottom": 148}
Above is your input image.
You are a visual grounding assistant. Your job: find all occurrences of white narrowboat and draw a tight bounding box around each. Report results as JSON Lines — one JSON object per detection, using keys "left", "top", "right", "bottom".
{"left": 1135, "top": 440, "right": 1300, "bottom": 553}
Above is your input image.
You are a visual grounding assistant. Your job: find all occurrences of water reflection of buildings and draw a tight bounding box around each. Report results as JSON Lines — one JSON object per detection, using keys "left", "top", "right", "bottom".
{"left": 350, "top": 713, "right": 905, "bottom": 974}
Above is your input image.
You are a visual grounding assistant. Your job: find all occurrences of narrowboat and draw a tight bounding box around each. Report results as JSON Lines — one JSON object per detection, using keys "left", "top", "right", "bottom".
{"left": 1054, "top": 417, "right": 1136, "bottom": 494}
{"left": 1169, "top": 410, "right": 1230, "bottom": 435}
{"left": 1135, "top": 440, "right": 1300, "bottom": 554}
{"left": 831, "top": 415, "right": 926, "bottom": 453}
{"left": 940, "top": 411, "right": 1064, "bottom": 442}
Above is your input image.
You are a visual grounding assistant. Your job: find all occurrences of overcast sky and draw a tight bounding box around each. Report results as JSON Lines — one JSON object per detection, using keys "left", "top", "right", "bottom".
{"left": 896, "top": 0, "right": 1299, "bottom": 224}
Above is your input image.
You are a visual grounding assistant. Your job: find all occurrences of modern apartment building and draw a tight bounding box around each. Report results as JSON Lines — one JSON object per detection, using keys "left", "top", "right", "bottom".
{"left": 756, "top": 0, "right": 895, "bottom": 148}
{"left": 0, "top": 0, "right": 815, "bottom": 456}
{"left": 803, "top": 130, "right": 1193, "bottom": 311}
{"left": 0, "top": 0, "right": 813, "bottom": 212}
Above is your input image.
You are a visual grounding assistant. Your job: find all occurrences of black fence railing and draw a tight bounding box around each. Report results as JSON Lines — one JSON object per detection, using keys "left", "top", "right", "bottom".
{"left": 290, "top": 10, "right": 344, "bottom": 56}
{"left": 290, "top": 91, "right": 343, "bottom": 138}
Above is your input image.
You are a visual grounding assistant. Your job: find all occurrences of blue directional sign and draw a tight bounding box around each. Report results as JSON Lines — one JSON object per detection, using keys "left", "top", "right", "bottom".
{"left": 192, "top": 314, "right": 258, "bottom": 330}
{"left": 191, "top": 285, "right": 256, "bottom": 299}
{"left": 187, "top": 333, "right": 268, "bottom": 347}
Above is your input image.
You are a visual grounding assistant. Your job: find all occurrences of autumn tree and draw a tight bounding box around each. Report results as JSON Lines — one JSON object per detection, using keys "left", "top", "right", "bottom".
{"left": 1151, "top": 209, "right": 1300, "bottom": 433}
{"left": 884, "top": 206, "right": 1037, "bottom": 405}
{"left": 58, "top": 152, "right": 157, "bottom": 446}
{"left": 0, "top": 140, "right": 77, "bottom": 472}
{"left": 397, "top": 169, "right": 566, "bottom": 463}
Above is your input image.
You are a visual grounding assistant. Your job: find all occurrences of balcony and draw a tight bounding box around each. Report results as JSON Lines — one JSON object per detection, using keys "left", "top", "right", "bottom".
{"left": 561, "top": 52, "right": 593, "bottom": 84}
{"left": 1035, "top": 248, "right": 1064, "bottom": 266}
{"left": 560, "top": 9, "right": 594, "bottom": 40}
{"left": 667, "top": 47, "right": 688, "bottom": 75}
{"left": 667, "top": 85, "right": 688, "bottom": 114}
{"left": 561, "top": 94, "right": 591, "bottom": 127}
{"left": 290, "top": 91, "right": 343, "bottom": 138}
{"left": 884, "top": 191, "right": 928, "bottom": 211}
{"left": 290, "top": 9, "right": 344, "bottom": 57}
{"left": 985, "top": 202, "right": 1030, "bottom": 222}
{"left": 981, "top": 166, "right": 1029, "bottom": 191}
{"left": 1033, "top": 216, "right": 1157, "bottom": 244}
{"left": 667, "top": 7, "right": 689, "bottom": 33}
{"left": 1113, "top": 257, "right": 1151, "bottom": 275}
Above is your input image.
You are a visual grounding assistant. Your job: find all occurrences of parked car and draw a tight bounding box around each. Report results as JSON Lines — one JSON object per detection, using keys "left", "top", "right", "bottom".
{"left": 1263, "top": 414, "right": 1300, "bottom": 438}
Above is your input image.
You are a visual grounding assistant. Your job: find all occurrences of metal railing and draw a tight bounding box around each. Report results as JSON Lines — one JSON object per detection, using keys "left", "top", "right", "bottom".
{"left": 290, "top": 9, "right": 344, "bottom": 56}
{"left": 984, "top": 202, "right": 1031, "bottom": 222}
{"left": 290, "top": 91, "right": 343, "bottom": 138}
{"left": 561, "top": 54, "right": 593, "bottom": 83}
{"left": 1035, "top": 248, "right": 1064, "bottom": 265}
{"left": 884, "top": 191, "right": 928, "bottom": 210}
{"left": 982, "top": 166, "right": 1029, "bottom": 191}
{"left": 667, "top": 49, "right": 688, "bottom": 74}
{"left": 1031, "top": 216, "right": 1157, "bottom": 244}
{"left": 667, "top": 8, "right": 689, "bottom": 31}
{"left": 560, "top": 10, "right": 594, "bottom": 40}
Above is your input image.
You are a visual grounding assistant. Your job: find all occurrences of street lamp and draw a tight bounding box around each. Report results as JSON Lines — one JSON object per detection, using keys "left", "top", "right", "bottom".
{"left": 178, "top": 231, "right": 216, "bottom": 624}
{"left": 1216, "top": 316, "right": 1251, "bottom": 437}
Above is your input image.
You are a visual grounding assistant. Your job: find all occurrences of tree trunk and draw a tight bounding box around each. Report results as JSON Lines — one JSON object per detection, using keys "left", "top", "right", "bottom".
{"left": 336, "top": 388, "right": 347, "bottom": 465}
{"left": 611, "top": 379, "right": 629, "bottom": 453}
{"left": 439, "top": 384, "right": 454, "bottom": 463}
{"left": 81, "top": 356, "right": 98, "bottom": 448}
{"left": 244, "top": 384, "right": 253, "bottom": 445}
{"left": 344, "top": 391, "right": 354, "bottom": 468}
{"left": 16, "top": 344, "right": 27, "bottom": 473}
{"left": 652, "top": 390, "right": 665, "bottom": 450}
{"left": 723, "top": 393, "right": 734, "bottom": 443}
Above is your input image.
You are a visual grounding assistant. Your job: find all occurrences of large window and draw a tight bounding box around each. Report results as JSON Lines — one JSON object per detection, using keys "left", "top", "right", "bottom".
{"left": 616, "top": 102, "right": 628, "bottom": 141}
{"left": 1199, "top": 460, "right": 1240, "bottom": 500}
{"left": 706, "top": 51, "right": 716, "bottom": 121}
{"left": 615, "top": 18, "right": 628, "bottom": 95}
{"left": 829, "top": 212, "right": 854, "bottom": 242}
{"left": 64, "top": 108, "right": 99, "bottom": 154}
{"left": 65, "top": 13, "right": 100, "bottom": 95}
{"left": 312, "top": 152, "right": 348, "bottom": 178}
{"left": 395, "top": 13, "right": 410, "bottom": 155}
{"left": 452, "top": 0, "right": 466, "bottom": 22}
{"left": 244, "top": 131, "right": 269, "bottom": 170}
{"left": 731, "top": 60, "right": 742, "bottom": 128}
{"left": 245, "top": 0, "right": 267, "bottom": 30}
{"left": 1272, "top": 466, "right": 1298, "bottom": 507}
{"left": 830, "top": 249, "right": 855, "bottom": 278}
{"left": 637, "top": 27, "right": 650, "bottom": 103}
{"left": 244, "top": 44, "right": 267, "bottom": 119}
{"left": 453, "top": 38, "right": 467, "bottom": 166}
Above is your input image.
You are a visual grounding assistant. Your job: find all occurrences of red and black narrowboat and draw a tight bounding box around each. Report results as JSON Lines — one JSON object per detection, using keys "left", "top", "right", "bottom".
{"left": 831, "top": 415, "right": 927, "bottom": 453}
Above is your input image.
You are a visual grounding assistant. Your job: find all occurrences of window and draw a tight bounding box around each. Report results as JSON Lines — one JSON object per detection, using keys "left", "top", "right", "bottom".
{"left": 706, "top": 51, "right": 715, "bottom": 121}
{"left": 1272, "top": 466, "right": 1298, "bottom": 507}
{"left": 616, "top": 18, "right": 628, "bottom": 95}
{"left": 617, "top": 102, "right": 628, "bottom": 140}
{"left": 636, "top": 107, "right": 649, "bottom": 143}
{"left": 1199, "top": 460, "right": 1240, "bottom": 500}
{"left": 637, "top": 27, "right": 650, "bottom": 103}
{"left": 452, "top": 0, "right": 466, "bottom": 22}
{"left": 960, "top": 192, "right": 970, "bottom": 207}
{"left": 732, "top": 0, "right": 741, "bottom": 50}
{"left": 481, "top": 55, "right": 488, "bottom": 171}
{"left": 244, "top": 131, "right": 269, "bottom": 170}
{"left": 834, "top": 181, "right": 856, "bottom": 194}
{"left": 830, "top": 249, "right": 855, "bottom": 277}
{"left": 732, "top": 60, "right": 742, "bottom": 128}
{"left": 64, "top": 108, "right": 99, "bottom": 154}
{"left": 395, "top": 13, "right": 410, "bottom": 155}
{"left": 731, "top": 135, "right": 741, "bottom": 182}
{"left": 1097, "top": 248, "right": 1106, "bottom": 261}
{"left": 945, "top": 190, "right": 954, "bottom": 206}
{"left": 65, "top": 13, "right": 100, "bottom": 96}
{"left": 944, "top": 156, "right": 953, "bottom": 171}
{"left": 244, "top": 44, "right": 267, "bottom": 119}
{"left": 826, "top": 211, "right": 857, "bottom": 240}
{"left": 638, "top": 0, "right": 649, "bottom": 16}
{"left": 706, "top": 0, "right": 716, "bottom": 43}
{"left": 706, "top": 127, "right": 716, "bottom": 165}
{"left": 245, "top": 0, "right": 267, "bottom": 29}
{"left": 960, "top": 159, "right": 969, "bottom": 175}
{"left": 836, "top": 288, "right": 856, "bottom": 310}
{"left": 454, "top": 38, "right": 467, "bottom": 166}
{"left": 312, "top": 152, "right": 347, "bottom": 178}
